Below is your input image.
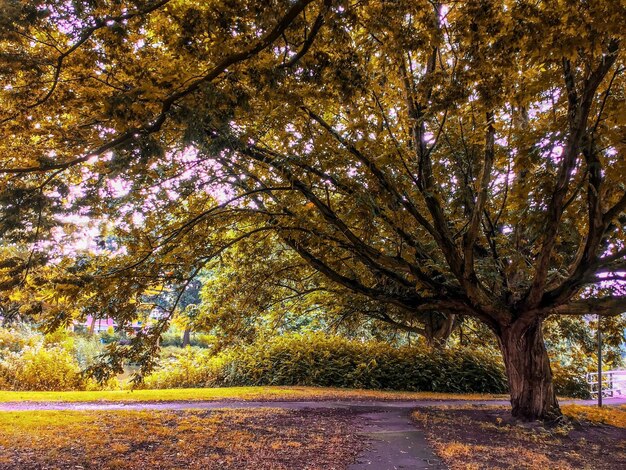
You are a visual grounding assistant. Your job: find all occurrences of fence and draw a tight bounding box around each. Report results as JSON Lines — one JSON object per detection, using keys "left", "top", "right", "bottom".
{"left": 586, "top": 370, "right": 626, "bottom": 398}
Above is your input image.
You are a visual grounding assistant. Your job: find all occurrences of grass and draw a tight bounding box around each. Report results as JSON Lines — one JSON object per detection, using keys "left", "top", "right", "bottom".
{"left": 0, "top": 408, "right": 362, "bottom": 469}
{"left": 0, "top": 386, "right": 507, "bottom": 403}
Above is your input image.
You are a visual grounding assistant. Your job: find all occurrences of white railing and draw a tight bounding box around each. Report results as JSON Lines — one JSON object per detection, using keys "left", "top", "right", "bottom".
{"left": 586, "top": 370, "right": 626, "bottom": 398}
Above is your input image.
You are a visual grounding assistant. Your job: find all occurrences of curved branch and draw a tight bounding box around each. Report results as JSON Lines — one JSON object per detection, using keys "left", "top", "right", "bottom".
{"left": 1, "top": 0, "right": 318, "bottom": 174}
{"left": 2, "top": 0, "right": 172, "bottom": 121}
{"left": 278, "top": 0, "right": 330, "bottom": 69}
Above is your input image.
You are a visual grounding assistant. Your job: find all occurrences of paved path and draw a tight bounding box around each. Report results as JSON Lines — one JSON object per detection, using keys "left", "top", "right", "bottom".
{"left": 576, "top": 396, "right": 626, "bottom": 406}
{"left": 346, "top": 405, "right": 446, "bottom": 470}
{"left": 0, "top": 398, "right": 508, "bottom": 411}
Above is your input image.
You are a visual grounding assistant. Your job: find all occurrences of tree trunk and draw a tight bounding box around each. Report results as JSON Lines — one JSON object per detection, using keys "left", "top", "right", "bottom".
{"left": 498, "top": 318, "right": 561, "bottom": 421}
{"left": 181, "top": 327, "right": 191, "bottom": 347}
{"left": 88, "top": 316, "right": 96, "bottom": 336}
{"left": 424, "top": 313, "right": 456, "bottom": 347}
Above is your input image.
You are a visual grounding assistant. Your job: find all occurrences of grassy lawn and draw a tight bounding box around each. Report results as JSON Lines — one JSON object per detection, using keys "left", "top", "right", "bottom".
{"left": 412, "top": 404, "right": 626, "bottom": 470}
{"left": 0, "top": 386, "right": 507, "bottom": 403}
{"left": 0, "top": 408, "right": 363, "bottom": 470}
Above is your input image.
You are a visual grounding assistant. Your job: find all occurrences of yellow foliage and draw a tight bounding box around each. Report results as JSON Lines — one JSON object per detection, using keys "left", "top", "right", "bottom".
{"left": 0, "top": 346, "right": 83, "bottom": 391}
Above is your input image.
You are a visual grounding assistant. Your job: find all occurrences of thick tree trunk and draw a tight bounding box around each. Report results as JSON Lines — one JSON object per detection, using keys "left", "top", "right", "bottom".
{"left": 498, "top": 318, "right": 561, "bottom": 421}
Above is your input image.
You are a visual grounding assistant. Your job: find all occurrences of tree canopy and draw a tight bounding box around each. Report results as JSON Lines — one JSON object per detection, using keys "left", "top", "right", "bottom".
{"left": 1, "top": 0, "right": 625, "bottom": 419}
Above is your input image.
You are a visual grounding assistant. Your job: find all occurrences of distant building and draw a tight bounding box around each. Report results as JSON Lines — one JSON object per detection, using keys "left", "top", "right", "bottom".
{"left": 70, "top": 315, "right": 143, "bottom": 334}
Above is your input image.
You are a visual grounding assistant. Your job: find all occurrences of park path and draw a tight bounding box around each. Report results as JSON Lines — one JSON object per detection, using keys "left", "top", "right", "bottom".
{"left": 344, "top": 404, "right": 447, "bottom": 469}
{"left": 0, "top": 397, "right": 624, "bottom": 470}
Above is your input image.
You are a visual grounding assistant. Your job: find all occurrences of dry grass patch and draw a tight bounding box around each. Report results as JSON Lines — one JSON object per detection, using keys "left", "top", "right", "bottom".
{"left": 562, "top": 404, "right": 626, "bottom": 427}
{"left": 412, "top": 405, "right": 626, "bottom": 470}
{"left": 0, "top": 408, "right": 363, "bottom": 469}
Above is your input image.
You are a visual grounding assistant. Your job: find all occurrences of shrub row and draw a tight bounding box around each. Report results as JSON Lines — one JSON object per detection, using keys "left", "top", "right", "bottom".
{"left": 146, "top": 334, "right": 593, "bottom": 397}
{"left": 0, "top": 346, "right": 84, "bottom": 391}
{"left": 145, "top": 333, "right": 510, "bottom": 393}
{"left": 0, "top": 325, "right": 593, "bottom": 397}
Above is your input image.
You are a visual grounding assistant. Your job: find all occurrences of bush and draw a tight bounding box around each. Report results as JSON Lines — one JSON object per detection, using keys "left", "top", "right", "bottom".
{"left": 145, "top": 333, "right": 510, "bottom": 393}
{"left": 145, "top": 334, "right": 591, "bottom": 397}
{"left": 73, "top": 336, "right": 105, "bottom": 369}
{"left": 0, "top": 325, "right": 38, "bottom": 354}
{"left": 551, "top": 362, "right": 591, "bottom": 399}
{"left": 159, "top": 327, "right": 215, "bottom": 348}
{"left": 0, "top": 325, "right": 110, "bottom": 391}
{"left": 0, "top": 346, "right": 84, "bottom": 391}
{"left": 143, "top": 347, "right": 227, "bottom": 389}
{"left": 0, "top": 325, "right": 593, "bottom": 396}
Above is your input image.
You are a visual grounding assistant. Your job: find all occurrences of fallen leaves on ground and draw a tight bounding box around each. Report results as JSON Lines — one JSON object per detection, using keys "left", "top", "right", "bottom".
{"left": 412, "top": 405, "right": 626, "bottom": 470}
{"left": 562, "top": 404, "right": 626, "bottom": 427}
{"left": 0, "top": 408, "right": 363, "bottom": 469}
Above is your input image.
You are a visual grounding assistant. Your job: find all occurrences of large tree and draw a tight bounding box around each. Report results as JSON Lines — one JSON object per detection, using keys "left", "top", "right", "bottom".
{"left": 1, "top": 0, "right": 626, "bottom": 420}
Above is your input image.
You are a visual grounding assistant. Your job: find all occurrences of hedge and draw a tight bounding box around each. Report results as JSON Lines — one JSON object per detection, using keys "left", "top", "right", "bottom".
{"left": 0, "top": 325, "right": 592, "bottom": 397}
{"left": 145, "top": 333, "right": 510, "bottom": 393}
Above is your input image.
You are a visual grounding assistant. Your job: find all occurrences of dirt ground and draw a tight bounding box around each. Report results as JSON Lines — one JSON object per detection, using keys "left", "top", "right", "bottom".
{"left": 413, "top": 405, "right": 626, "bottom": 470}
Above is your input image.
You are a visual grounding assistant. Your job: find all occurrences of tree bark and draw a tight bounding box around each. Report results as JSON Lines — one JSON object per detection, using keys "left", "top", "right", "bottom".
{"left": 181, "top": 327, "right": 191, "bottom": 347}
{"left": 424, "top": 313, "right": 456, "bottom": 347}
{"left": 498, "top": 318, "right": 561, "bottom": 420}
{"left": 88, "top": 316, "right": 96, "bottom": 336}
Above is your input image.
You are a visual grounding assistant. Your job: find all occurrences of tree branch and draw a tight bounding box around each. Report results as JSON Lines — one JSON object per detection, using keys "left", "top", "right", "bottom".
{"left": 524, "top": 39, "right": 620, "bottom": 309}
{"left": 554, "top": 297, "right": 626, "bottom": 316}
{"left": 1, "top": 0, "right": 318, "bottom": 174}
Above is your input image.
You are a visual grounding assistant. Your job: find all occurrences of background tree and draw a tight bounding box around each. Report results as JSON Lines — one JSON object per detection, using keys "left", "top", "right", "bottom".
{"left": 1, "top": 0, "right": 626, "bottom": 420}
